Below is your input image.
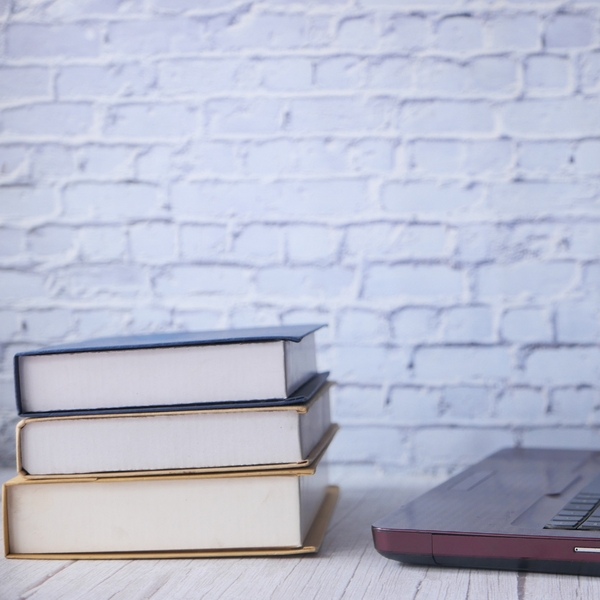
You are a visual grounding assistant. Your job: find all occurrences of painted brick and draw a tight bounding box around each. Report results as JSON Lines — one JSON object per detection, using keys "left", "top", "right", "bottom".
{"left": 389, "top": 387, "right": 440, "bottom": 422}
{"left": 294, "top": 140, "right": 347, "bottom": 174}
{"left": 413, "top": 428, "right": 514, "bottom": 469}
{"left": 207, "top": 98, "right": 284, "bottom": 134}
{"left": 525, "top": 55, "right": 570, "bottom": 92}
{"left": 454, "top": 225, "right": 496, "bottom": 263}
{"left": 79, "top": 226, "right": 127, "bottom": 262}
{"left": 107, "top": 19, "right": 204, "bottom": 54}
{"left": 0, "top": 146, "right": 28, "bottom": 182}
{"left": 581, "top": 51, "right": 600, "bottom": 92}
{"left": 556, "top": 301, "right": 600, "bottom": 343}
{"left": 336, "top": 16, "right": 378, "bottom": 50}
{"left": 157, "top": 59, "right": 240, "bottom": 95}
{"left": 337, "top": 309, "right": 389, "bottom": 344}
{"left": 130, "top": 222, "right": 177, "bottom": 263}
{"left": 0, "top": 68, "right": 51, "bottom": 101}
{"left": 345, "top": 223, "right": 450, "bottom": 259}
{"left": 464, "top": 140, "right": 512, "bottom": 175}
{"left": 496, "top": 388, "right": 546, "bottom": 422}
{"left": 315, "top": 57, "right": 365, "bottom": 90}
{"left": 414, "top": 346, "right": 512, "bottom": 384}
{"left": 382, "top": 181, "right": 481, "bottom": 216}
{"left": 260, "top": 58, "right": 313, "bottom": 91}
{"left": 58, "top": 65, "right": 154, "bottom": 98}
{"left": 436, "top": 16, "right": 483, "bottom": 52}
{"left": 136, "top": 146, "right": 174, "bottom": 181}
{"left": 6, "top": 23, "right": 101, "bottom": 58}
{"left": 0, "top": 186, "right": 56, "bottom": 221}
{"left": 28, "top": 225, "right": 76, "bottom": 256}
{"left": 3, "top": 104, "right": 93, "bottom": 136}
{"left": 0, "top": 310, "right": 19, "bottom": 340}
{"left": 244, "top": 140, "right": 296, "bottom": 175}
{"left": 333, "top": 345, "right": 409, "bottom": 385}
{"left": 518, "top": 141, "right": 571, "bottom": 173}
{"left": 380, "top": 15, "right": 428, "bottom": 51}
{"left": 550, "top": 387, "right": 597, "bottom": 425}
{"left": 486, "top": 15, "right": 540, "bottom": 50}
{"left": 0, "top": 270, "right": 46, "bottom": 301}
{"left": 392, "top": 308, "right": 439, "bottom": 343}
{"left": 20, "top": 309, "right": 72, "bottom": 341}
{"left": 328, "top": 426, "right": 407, "bottom": 465}
{"left": 77, "top": 145, "right": 134, "bottom": 177}
{"left": 486, "top": 182, "right": 595, "bottom": 216}
{"left": 400, "top": 101, "right": 494, "bottom": 134}
{"left": 287, "top": 97, "right": 393, "bottom": 132}
{"left": 501, "top": 307, "right": 553, "bottom": 343}
{"left": 525, "top": 348, "right": 600, "bottom": 386}
{"left": 257, "top": 267, "right": 355, "bottom": 298}
{"left": 442, "top": 386, "right": 490, "bottom": 419}
{"left": 348, "top": 139, "right": 395, "bottom": 172}
{"left": 210, "top": 12, "right": 330, "bottom": 50}
{"left": 286, "top": 224, "right": 339, "bottom": 263}
{"left": 477, "top": 262, "right": 576, "bottom": 300}
{"left": 412, "top": 140, "right": 461, "bottom": 174}
{"left": 32, "top": 145, "right": 75, "bottom": 180}
{"left": 367, "top": 57, "right": 412, "bottom": 89}
{"left": 104, "top": 104, "right": 196, "bottom": 138}
{"left": 545, "top": 14, "right": 594, "bottom": 49}
{"left": 182, "top": 142, "right": 241, "bottom": 176}
{"left": 180, "top": 225, "right": 227, "bottom": 260}
{"left": 55, "top": 265, "right": 146, "bottom": 298}
{"left": 575, "top": 140, "right": 600, "bottom": 174}
{"left": 363, "top": 264, "right": 464, "bottom": 300}
{"left": 0, "top": 228, "right": 24, "bottom": 258}
{"left": 63, "top": 183, "right": 161, "bottom": 222}
{"left": 232, "top": 224, "right": 282, "bottom": 259}
{"left": 333, "top": 385, "right": 386, "bottom": 420}
{"left": 442, "top": 306, "right": 493, "bottom": 343}
{"left": 502, "top": 99, "right": 600, "bottom": 135}
{"left": 155, "top": 265, "right": 251, "bottom": 297}
{"left": 2, "top": 0, "right": 600, "bottom": 474}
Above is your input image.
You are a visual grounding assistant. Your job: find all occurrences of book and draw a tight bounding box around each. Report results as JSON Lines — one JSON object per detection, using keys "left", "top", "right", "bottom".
{"left": 15, "top": 324, "right": 323, "bottom": 416}
{"left": 3, "top": 447, "right": 337, "bottom": 558}
{"left": 17, "top": 378, "right": 336, "bottom": 478}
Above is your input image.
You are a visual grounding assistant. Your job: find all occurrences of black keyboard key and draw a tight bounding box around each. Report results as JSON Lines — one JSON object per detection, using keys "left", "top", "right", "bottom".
{"left": 565, "top": 503, "right": 597, "bottom": 511}
{"left": 558, "top": 510, "right": 588, "bottom": 517}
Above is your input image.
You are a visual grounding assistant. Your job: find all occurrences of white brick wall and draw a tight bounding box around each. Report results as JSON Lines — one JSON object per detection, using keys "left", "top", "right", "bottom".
{"left": 1, "top": 0, "right": 600, "bottom": 479}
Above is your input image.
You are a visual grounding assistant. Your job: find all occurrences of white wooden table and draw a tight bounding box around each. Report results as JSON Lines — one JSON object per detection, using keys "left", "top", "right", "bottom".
{"left": 2, "top": 470, "right": 600, "bottom": 600}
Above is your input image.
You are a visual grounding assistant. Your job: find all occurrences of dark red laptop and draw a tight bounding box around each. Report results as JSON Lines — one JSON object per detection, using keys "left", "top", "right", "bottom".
{"left": 372, "top": 447, "right": 600, "bottom": 576}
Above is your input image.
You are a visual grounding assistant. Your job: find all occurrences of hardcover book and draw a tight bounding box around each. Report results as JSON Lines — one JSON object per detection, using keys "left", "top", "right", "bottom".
{"left": 15, "top": 324, "right": 324, "bottom": 416}
{"left": 3, "top": 447, "right": 337, "bottom": 559}
{"left": 17, "top": 379, "right": 336, "bottom": 478}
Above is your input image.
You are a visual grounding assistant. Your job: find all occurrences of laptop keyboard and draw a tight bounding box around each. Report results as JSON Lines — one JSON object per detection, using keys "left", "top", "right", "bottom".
{"left": 545, "top": 474, "right": 600, "bottom": 530}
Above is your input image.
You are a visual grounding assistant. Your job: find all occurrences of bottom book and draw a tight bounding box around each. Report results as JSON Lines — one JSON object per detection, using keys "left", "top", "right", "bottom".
{"left": 3, "top": 453, "right": 337, "bottom": 559}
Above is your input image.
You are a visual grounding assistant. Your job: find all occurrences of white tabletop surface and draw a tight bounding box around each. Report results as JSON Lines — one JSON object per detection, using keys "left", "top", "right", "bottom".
{"left": 2, "top": 468, "right": 600, "bottom": 599}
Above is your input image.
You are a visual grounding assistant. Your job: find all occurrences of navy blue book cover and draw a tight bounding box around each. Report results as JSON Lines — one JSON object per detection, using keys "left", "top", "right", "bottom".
{"left": 14, "top": 325, "right": 326, "bottom": 417}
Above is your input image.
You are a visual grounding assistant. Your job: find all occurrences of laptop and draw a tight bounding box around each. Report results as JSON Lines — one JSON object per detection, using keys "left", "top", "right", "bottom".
{"left": 372, "top": 447, "right": 600, "bottom": 576}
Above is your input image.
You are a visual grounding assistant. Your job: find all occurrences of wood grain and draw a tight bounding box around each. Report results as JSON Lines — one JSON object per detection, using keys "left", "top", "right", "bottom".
{"left": 2, "top": 483, "right": 600, "bottom": 599}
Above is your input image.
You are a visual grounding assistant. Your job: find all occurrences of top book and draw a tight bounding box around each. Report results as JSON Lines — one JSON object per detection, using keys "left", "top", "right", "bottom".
{"left": 15, "top": 324, "right": 324, "bottom": 417}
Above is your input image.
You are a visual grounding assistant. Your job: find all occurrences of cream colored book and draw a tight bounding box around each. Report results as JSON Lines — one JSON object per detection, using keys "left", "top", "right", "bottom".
{"left": 17, "top": 381, "right": 335, "bottom": 478}
{"left": 3, "top": 450, "right": 338, "bottom": 559}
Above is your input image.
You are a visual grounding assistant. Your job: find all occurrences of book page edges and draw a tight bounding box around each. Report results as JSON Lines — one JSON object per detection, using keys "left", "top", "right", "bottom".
{"left": 18, "top": 423, "right": 339, "bottom": 480}
{"left": 4, "top": 485, "right": 339, "bottom": 560}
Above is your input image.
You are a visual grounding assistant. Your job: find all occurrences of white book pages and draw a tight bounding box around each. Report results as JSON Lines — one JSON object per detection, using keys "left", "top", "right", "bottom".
{"left": 6, "top": 464, "right": 329, "bottom": 554}
{"left": 19, "top": 335, "right": 317, "bottom": 413}
{"left": 19, "top": 387, "right": 332, "bottom": 476}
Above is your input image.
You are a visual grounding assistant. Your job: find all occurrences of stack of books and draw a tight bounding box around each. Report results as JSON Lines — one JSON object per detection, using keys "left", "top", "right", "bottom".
{"left": 3, "top": 324, "right": 339, "bottom": 559}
